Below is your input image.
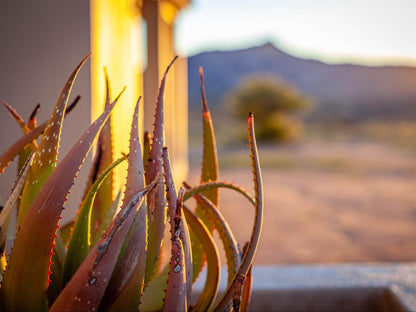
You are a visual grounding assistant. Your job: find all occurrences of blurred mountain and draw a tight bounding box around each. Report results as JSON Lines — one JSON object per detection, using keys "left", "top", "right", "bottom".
{"left": 188, "top": 42, "right": 416, "bottom": 122}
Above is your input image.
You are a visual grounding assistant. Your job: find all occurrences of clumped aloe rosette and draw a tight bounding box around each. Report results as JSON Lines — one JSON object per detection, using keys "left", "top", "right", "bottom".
{"left": 0, "top": 55, "right": 263, "bottom": 312}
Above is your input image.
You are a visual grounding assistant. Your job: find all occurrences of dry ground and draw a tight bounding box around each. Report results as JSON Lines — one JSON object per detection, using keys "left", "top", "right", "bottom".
{"left": 188, "top": 139, "right": 416, "bottom": 265}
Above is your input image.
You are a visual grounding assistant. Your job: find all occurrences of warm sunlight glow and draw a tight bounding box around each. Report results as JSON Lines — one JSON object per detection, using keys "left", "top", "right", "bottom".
{"left": 91, "top": 0, "right": 143, "bottom": 192}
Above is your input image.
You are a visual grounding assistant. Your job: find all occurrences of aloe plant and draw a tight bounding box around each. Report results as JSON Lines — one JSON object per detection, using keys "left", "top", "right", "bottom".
{"left": 0, "top": 56, "right": 263, "bottom": 312}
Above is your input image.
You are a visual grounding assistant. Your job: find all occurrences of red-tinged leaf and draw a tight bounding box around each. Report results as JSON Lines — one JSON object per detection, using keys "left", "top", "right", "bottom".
{"left": 199, "top": 67, "right": 219, "bottom": 208}
{"left": 213, "top": 113, "right": 263, "bottom": 312}
{"left": 184, "top": 181, "right": 255, "bottom": 206}
{"left": 17, "top": 54, "right": 90, "bottom": 227}
{"left": 100, "top": 215, "right": 147, "bottom": 312}
{"left": 47, "top": 231, "right": 67, "bottom": 305}
{"left": 183, "top": 183, "right": 240, "bottom": 288}
{"left": 27, "top": 103, "right": 41, "bottom": 130}
{"left": 163, "top": 189, "right": 187, "bottom": 312}
{"left": 87, "top": 70, "right": 115, "bottom": 236}
{"left": 0, "top": 97, "right": 79, "bottom": 175}
{"left": 0, "top": 153, "right": 34, "bottom": 255}
{"left": 18, "top": 104, "right": 40, "bottom": 173}
{"left": 0, "top": 92, "right": 117, "bottom": 312}
{"left": 163, "top": 148, "right": 192, "bottom": 310}
{"left": 0, "top": 121, "right": 45, "bottom": 174}
{"left": 2, "top": 101, "right": 29, "bottom": 133}
{"left": 191, "top": 67, "right": 220, "bottom": 285}
{"left": 62, "top": 154, "right": 127, "bottom": 287}
{"left": 238, "top": 244, "right": 252, "bottom": 312}
{"left": 99, "top": 98, "right": 148, "bottom": 311}
{"left": 144, "top": 57, "right": 177, "bottom": 285}
{"left": 183, "top": 205, "right": 220, "bottom": 312}
{"left": 49, "top": 178, "right": 160, "bottom": 312}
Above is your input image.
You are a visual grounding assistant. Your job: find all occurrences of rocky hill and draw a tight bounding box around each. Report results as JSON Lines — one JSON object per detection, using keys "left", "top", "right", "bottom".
{"left": 188, "top": 43, "right": 416, "bottom": 122}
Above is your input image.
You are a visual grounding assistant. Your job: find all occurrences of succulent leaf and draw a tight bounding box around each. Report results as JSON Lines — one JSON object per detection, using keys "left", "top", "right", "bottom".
{"left": 92, "top": 191, "right": 122, "bottom": 246}
{"left": 139, "top": 265, "right": 169, "bottom": 311}
{"left": 0, "top": 97, "right": 80, "bottom": 175}
{"left": 18, "top": 104, "right": 40, "bottom": 173}
{"left": 49, "top": 178, "right": 160, "bottom": 312}
{"left": 0, "top": 153, "right": 34, "bottom": 256}
{"left": 62, "top": 154, "right": 127, "bottom": 287}
{"left": 163, "top": 148, "right": 193, "bottom": 309}
{"left": 86, "top": 69, "right": 115, "bottom": 237}
{"left": 213, "top": 113, "right": 263, "bottom": 312}
{"left": 47, "top": 232, "right": 67, "bottom": 305}
{"left": 184, "top": 181, "right": 255, "bottom": 206}
{"left": 183, "top": 184, "right": 240, "bottom": 288}
{"left": 163, "top": 188, "right": 187, "bottom": 312}
{"left": 17, "top": 54, "right": 90, "bottom": 227}
{"left": 0, "top": 120, "right": 45, "bottom": 174}
{"left": 183, "top": 205, "right": 220, "bottom": 312}
{"left": 98, "top": 98, "right": 147, "bottom": 311}
{"left": 198, "top": 66, "right": 219, "bottom": 217}
{"left": 0, "top": 84, "right": 117, "bottom": 312}
{"left": 2, "top": 101, "right": 29, "bottom": 133}
{"left": 191, "top": 67, "right": 220, "bottom": 283}
{"left": 144, "top": 57, "right": 177, "bottom": 285}
{"left": 238, "top": 244, "right": 253, "bottom": 312}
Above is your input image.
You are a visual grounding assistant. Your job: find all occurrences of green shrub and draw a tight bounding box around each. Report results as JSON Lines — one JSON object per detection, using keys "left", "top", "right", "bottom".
{"left": 227, "top": 75, "right": 311, "bottom": 142}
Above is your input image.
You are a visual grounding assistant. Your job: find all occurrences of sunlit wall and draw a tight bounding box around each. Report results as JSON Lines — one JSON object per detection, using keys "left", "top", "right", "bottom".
{"left": 90, "top": 0, "right": 143, "bottom": 192}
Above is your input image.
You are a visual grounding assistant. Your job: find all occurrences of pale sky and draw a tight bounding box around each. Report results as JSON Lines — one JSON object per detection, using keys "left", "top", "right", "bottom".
{"left": 175, "top": 0, "right": 416, "bottom": 66}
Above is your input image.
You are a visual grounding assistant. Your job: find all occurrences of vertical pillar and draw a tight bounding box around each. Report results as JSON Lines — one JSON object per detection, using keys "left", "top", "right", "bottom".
{"left": 90, "top": 0, "right": 143, "bottom": 192}
{"left": 142, "top": 0, "right": 188, "bottom": 184}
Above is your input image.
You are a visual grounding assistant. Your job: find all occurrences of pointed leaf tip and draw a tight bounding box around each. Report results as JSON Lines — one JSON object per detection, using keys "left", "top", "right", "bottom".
{"left": 199, "top": 67, "right": 209, "bottom": 113}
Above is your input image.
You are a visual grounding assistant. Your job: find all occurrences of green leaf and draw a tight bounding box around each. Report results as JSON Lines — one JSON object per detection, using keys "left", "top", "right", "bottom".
{"left": 92, "top": 191, "right": 122, "bottom": 246}
{"left": 47, "top": 231, "right": 67, "bottom": 305}
{"left": 86, "top": 69, "right": 116, "bottom": 237}
{"left": 0, "top": 80, "right": 118, "bottom": 312}
{"left": 62, "top": 153, "right": 127, "bottom": 287}
{"left": 139, "top": 265, "right": 169, "bottom": 311}
{"left": 183, "top": 205, "right": 220, "bottom": 312}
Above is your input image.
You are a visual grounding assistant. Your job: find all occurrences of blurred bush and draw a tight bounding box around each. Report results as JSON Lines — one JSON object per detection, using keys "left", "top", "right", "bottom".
{"left": 227, "top": 75, "right": 312, "bottom": 142}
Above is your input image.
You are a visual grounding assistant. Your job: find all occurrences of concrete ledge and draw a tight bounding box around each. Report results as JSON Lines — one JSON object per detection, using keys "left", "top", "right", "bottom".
{"left": 193, "top": 263, "right": 416, "bottom": 311}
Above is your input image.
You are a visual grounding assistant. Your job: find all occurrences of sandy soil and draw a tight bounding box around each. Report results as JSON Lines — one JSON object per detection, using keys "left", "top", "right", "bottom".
{"left": 188, "top": 140, "right": 416, "bottom": 265}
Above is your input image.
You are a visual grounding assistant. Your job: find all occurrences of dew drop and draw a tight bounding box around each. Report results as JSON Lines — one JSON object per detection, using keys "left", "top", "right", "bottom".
{"left": 173, "top": 264, "right": 181, "bottom": 273}
{"left": 89, "top": 277, "right": 97, "bottom": 285}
